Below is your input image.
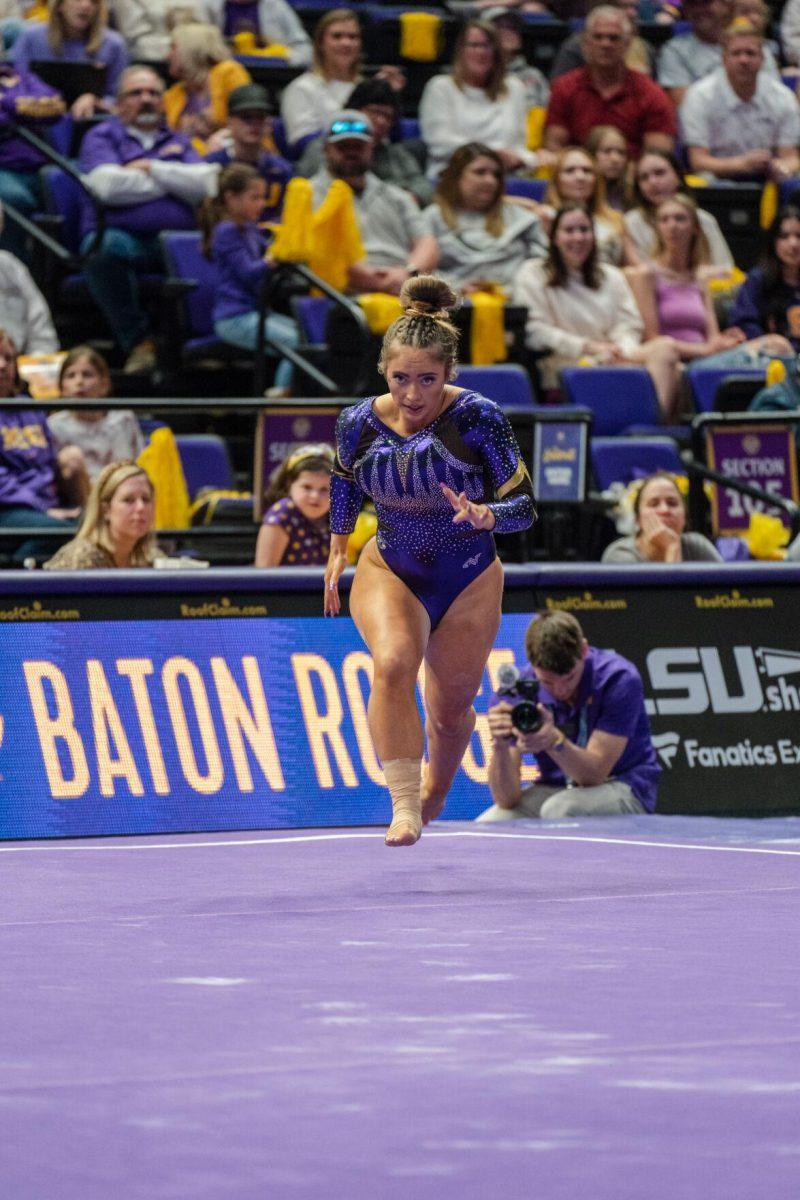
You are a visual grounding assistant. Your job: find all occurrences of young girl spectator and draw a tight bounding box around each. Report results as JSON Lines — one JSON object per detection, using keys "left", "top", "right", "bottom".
{"left": 602, "top": 471, "right": 721, "bottom": 562}
{"left": 12, "top": 0, "right": 128, "bottom": 118}
{"left": 542, "top": 146, "right": 627, "bottom": 265}
{"left": 513, "top": 203, "right": 682, "bottom": 416}
{"left": 728, "top": 207, "right": 800, "bottom": 353}
{"left": 203, "top": 164, "right": 299, "bottom": 395}
{"left": 421, "top": 143, "right": 547, "bottom": 293}
{"left": 624, "top": 149, "right": 734, "bottom": 270}
{"left": 163, "top": 22, "right": 250, "bottom": 151}
{"left": 255, "top": 443, "right": 332, "bottom": 566}
{"left": 419, "top": 20, "right": 555, "bottom": 180}
{"left": 0, "top": 329, "right": 87, "bottom": 560}
{"left": 48, "top": 347, "right": 143, "bottom": 483}
{"left": 44, "top": 460, "right": 158, "bottom": 569}
{"left": 279, "top": 9, "right": 363, "bottom": 151}
{"left": 585, "top": 126, "right": 632, "bottom": 213}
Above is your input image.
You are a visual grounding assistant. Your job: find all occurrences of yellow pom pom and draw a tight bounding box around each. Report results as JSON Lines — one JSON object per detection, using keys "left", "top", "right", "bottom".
{"left": 745, "top": 511, "right": 790, "bottom": 561}
{"left": 766, "top": 358, "right": 787, "bottom": 386}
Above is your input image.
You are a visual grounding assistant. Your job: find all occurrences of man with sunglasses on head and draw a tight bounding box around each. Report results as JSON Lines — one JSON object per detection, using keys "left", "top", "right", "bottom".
{"left": 476, "top": 610, "right": 659, "bottom": 821}
{"left": 309, "top": 108, "right": 438, "bottom": 295}
{"left": 79, "top": 65, "right": 220, "bottom": 374}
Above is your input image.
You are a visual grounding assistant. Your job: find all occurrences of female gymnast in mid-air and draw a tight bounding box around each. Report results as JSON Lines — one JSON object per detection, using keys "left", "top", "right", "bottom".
{"left": 324, "top": 275, "right": 536, "bottom": 846}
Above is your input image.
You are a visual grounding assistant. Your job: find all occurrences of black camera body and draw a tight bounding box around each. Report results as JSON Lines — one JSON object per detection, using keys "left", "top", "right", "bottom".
{"left": 496, "top": 663, "right": 543, "bottom": 733}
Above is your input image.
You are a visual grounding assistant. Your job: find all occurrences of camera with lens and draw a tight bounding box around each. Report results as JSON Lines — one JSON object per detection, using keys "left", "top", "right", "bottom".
{"left": 496, "top": 663, "right": 543, "bottom": 734}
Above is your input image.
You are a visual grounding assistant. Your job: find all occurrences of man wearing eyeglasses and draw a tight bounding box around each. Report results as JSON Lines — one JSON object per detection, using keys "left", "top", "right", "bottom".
{"left": 79, "top": 65, "right": 220, "bottom": 374}
{"left": 309, "top": 108, "right": 438, "bottom": 295}
{"left": 545, "top": 4, "right": 676, "bottom": 157}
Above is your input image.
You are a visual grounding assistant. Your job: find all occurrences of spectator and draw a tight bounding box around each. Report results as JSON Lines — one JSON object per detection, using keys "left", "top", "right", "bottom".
{"left": 658, "top": 0, "right": 779, "bottom": 109}
{"left": 602, "top": 470, "right": 722, "bottom": 561}
{"left": 208, "top": 0, "right": 311, "bottom": 66}
{"left": 550, "top": 0, "right": 653, "bottom": 79}
{"left": 206, "top": 83, "right": 291, "bottom": 222}
{"left": 203, "top": 163, "right": 300, "bottom": 395}
{"left": 420, "top": 142, "right": 547, "bottom": 292}
{"left": 0, "top": 60, "right": 65, "bottom": 259}
{"left": 513, "top": 203, "right": 681, "bottom": 414}
{"left": 296, "top": 77, "right": 433, "bottom": 208}
{"left": 680, "top": 23, "right": 800, "bottom": 182}
{"left": 482, "top": 5, "right": 549, "bottom": 107}
{"left": 48, "top": 347, "right": 144, "bottom": 483}
{"left": 0, "top": 220, "right": 58, "bottom": 352}
{"left": 419, "top": 19, "right": 556, "bottom": 180}
{"left": 781, "top": 0, "right": 800, "bottom": 66}
{"left": 476, "top": 609, "right": 660, "bottom": 821}
{"left": 12, "top": 0, "right": 128, "bottom": 118}
{"left": 585, "top": 124, "right": 632, "bottom": 211}
{"left": 545, "top": 5, "right": 676, "bottom": 158}
{"left": 541, "top": 144, "right": 627, "bottom": 264}
{"left": 309, "top": 110, "right": 438, "bottom": 295}
{"left": 163, "top": 22, "right": 250, "bottom": 152}
{"left": 624, "top": 148, "right": 734, "bottom": 268}
{"left": 44, "top": 460, "right": 158, "bottom": 569}
{"left": 107, "top": 0, "right": 203, "bottom": 63}
{"left": 727, "top": 206, "right": 800, "bottom": 352}
{"left": 79, "top": 65, "right": 220, "bottom": 374}
{"left": 0, "top": 329, "right": 86, "bottom": 561}
{"left": 280, "top": 8, "right": 363, "bottom": 151}
{"left": 626, "top": 194, "right": 778, "bottom": 367}
{"left": 255, "top": 442, "right": 333, "bottom": 567}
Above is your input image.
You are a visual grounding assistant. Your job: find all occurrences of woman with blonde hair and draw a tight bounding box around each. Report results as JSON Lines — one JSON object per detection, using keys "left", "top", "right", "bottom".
{"left": 325, "top": 274, "right": 535, "bottom": 846}
{"left": 584, "top": 125, "right": 632, "bottom": 213}
{"left": 419, "top": 19, "right": 555, "bottom": 180}
{"left": 164, "top": 21, "right": 250, "bottom": 149}
{"left": 542, "top": 145, "right": 628, "bottom": 265}
{"left": 626, "top": 194, "right": 772, "bottom": 366}
{"left": 44, "top": 460, "right": 158, "bottom": 569}
{"left": 12, "top": 0, "right": 128, "bottom": 117}
{"left": 280, "top": 8, "right": 362, "bottom": 150}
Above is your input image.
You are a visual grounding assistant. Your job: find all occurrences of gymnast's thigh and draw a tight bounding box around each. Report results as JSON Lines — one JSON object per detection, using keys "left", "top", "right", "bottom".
{"left": 348, "top": 537, "right": 430, "bottom": 663}
{"left": 424, "top": 557, "right": 504, "bottom": 711}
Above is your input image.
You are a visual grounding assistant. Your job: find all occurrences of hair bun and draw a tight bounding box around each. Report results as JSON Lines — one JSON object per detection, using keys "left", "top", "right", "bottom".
{"left": 399, "top": 274, "right": 458, "bottom": 321}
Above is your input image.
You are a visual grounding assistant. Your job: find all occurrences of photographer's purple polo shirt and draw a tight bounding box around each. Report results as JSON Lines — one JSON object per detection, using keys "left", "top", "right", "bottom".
{"left": 491, "top": 646, "right": 660, "bottom": 811}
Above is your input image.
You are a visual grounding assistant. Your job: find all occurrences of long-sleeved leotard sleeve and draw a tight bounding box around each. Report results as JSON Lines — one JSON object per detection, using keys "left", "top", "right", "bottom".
{"left": 329, "top": 402, "right": 368, "bottom": 535}
{"left": 455, "top": 397, "right": 536, "bottom": 534}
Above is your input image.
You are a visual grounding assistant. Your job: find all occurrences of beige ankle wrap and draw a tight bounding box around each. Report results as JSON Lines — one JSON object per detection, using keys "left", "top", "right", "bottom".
{"left": 383, "top": 758, "right": 423, "bottom": 846}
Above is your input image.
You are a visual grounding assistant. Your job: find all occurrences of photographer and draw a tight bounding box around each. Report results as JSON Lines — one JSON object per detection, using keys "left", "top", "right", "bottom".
{"left": 477, "top": 611, "right": 660, "bottom": 821}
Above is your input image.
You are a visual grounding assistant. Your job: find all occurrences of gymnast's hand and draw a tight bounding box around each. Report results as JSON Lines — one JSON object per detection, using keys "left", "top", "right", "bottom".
{"left": 324, "top": 538, "right": 349, "bottom": 616}
{"left": 440, "top": 484, "right": 496, "bottom": 531}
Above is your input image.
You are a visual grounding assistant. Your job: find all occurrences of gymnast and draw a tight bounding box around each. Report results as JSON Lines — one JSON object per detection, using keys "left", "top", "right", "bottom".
{"left": 324, "top": 275, "right": 536, "bottom": 846}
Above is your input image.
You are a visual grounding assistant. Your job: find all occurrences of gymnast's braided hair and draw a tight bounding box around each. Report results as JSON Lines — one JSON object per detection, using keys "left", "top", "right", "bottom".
{"left": 378, "top": 276, "right": 461, "bottom": 378}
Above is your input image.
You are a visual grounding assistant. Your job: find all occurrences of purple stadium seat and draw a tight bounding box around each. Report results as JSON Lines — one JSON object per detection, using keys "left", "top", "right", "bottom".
{"left": 454, "top": 364, "right": 535, "bottom": 409}
{"left": 589, "top": 435, "right": 683, "bottom": 490}
{"left": 174, "top": 434, "right": 235, "bottom": 499}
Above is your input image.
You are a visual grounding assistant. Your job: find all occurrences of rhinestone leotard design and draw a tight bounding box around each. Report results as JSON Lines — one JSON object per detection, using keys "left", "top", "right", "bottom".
{"left": 330, "top": 391, "right": 536, "bottom": 628}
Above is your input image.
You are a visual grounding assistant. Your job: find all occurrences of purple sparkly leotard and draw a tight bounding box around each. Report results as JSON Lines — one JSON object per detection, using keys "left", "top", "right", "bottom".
{"left": 330, "top": 390, "right": 536, "bottom": 628}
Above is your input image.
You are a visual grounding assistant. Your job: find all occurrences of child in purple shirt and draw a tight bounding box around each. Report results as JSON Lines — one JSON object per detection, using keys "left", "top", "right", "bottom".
{"left": 255, "top": 443, "right": 333, "bottom": 566}
{"left": 203, "top": 163, "right": 300, "bottom": 393}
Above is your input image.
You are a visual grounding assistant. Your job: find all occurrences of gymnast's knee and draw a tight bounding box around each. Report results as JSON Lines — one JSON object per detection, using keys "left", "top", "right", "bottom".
{"left": 372, "top": 646, "right": 421, "bottom": 693}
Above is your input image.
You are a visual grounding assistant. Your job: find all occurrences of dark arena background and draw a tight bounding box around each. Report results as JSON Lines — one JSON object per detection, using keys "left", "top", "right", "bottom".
{"left": 2, "top": 564, "right": 799, "bottom": 1200}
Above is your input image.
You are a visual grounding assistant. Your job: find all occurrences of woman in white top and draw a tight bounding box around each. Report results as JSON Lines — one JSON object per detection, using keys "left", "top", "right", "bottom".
{"left": 513, "top": 203, "right": 681, "bottom": 416}
{"left": 280, "top": 8, "right": 362, "bottom": 150}
{"left": 623, "top": 149, "right": 734, "bottom": 271}
{"left": 420, "top": 142, "right": 547, "bottom": 291}
{"left": 540, "top": 145, "right": 629, "bottom": 266}
{"left": 418, "top": 19, "right": 556, "bottom": 181}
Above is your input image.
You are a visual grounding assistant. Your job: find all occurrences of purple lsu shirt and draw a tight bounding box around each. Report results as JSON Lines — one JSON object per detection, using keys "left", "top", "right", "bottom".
{"left": 490, "top": 646, "right": 661, "bottom": 811}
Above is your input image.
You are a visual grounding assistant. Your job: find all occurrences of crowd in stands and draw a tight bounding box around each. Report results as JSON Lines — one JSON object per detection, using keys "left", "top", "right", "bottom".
{"left": 1, "top": 0, "right": 800, "bottom": 568}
